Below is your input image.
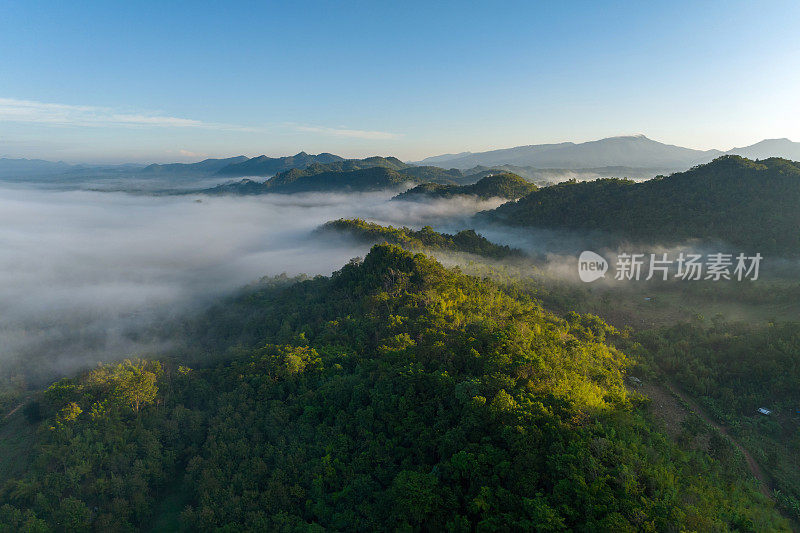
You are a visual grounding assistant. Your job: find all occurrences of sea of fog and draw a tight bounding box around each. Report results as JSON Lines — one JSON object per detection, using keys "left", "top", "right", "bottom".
{"left": 0, "top": 184, "right": 508, "bottom": 379}
{"left": 2, "top": 182, "right": 793, "bottom": 381}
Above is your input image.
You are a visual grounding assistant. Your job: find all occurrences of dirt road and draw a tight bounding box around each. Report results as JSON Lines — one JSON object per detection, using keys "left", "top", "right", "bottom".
{"left": 663, "top": 381, "right": 774, "bottom": 499}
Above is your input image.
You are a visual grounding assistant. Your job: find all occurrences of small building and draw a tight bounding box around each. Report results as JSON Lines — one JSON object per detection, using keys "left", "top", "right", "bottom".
{"left": 757, "top": 407, "right": 772, "bottom": 416}
{"left": 628, "top": 376, "right": 642, "bottom": 385}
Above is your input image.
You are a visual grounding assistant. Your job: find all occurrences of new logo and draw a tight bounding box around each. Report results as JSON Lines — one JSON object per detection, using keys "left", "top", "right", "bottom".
{"left": 578, "top": 251, "right": 608, "bottom": 282}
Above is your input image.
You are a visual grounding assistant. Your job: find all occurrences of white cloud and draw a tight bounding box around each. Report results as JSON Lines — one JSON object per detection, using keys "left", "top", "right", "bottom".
{"left": 0, "top": 185, "right": 495, "bottom": 376}
{"left": 176, "top": 149, "right": 209, "bottom": 158}
{"left": 292, "top": 123, "right": 402, "bottom": 140}
{"left": 0, "top": 97, "right": 252, "bottom": 131}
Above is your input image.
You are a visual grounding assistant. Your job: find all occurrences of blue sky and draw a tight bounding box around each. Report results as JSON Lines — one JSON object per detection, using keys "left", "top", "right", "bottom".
{"left": 1, "top": 0, "right": 799, "bottom": 163}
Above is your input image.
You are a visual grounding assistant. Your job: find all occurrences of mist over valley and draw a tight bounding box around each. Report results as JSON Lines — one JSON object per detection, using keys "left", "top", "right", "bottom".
{"left": 2, "top": 3, "right": 800, "bottom": 528}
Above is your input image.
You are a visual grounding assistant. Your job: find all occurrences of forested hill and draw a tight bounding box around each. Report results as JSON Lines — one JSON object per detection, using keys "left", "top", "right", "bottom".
{"left": 485, "top": 156, "right": 800, "bottom": 254}
{"left": 395, "top": 172, "right": 536, "bottom": 201}
{"left": 214, "top": 152, "right": 464, "bottom": 182}
{"left": 205, "top": 158, "right": 465, "bottom": 194}
{"left": 283, "top": 155, "right": 410, "bottom": 174}
{"left": 207, "top": 166, "right": 414, "bottom": 194}
{"left": 0, "top": 245, "right": 787, "bottom": 530}
{"left": 215, "top": 151, "right": 344, "bottom": 176}
{"left": 140, "top": 156, "right": 249, "bottom": 176}
{"left": 319, "top": 218, "right": 522, "bottom": 258}
{"left": 265, "top": 158, "right": 461, "bottom": 188}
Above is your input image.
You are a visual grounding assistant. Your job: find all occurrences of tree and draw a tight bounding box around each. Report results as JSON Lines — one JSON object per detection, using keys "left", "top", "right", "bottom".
{"left": 114, "top": 359, "right": 159, "bottom": 414}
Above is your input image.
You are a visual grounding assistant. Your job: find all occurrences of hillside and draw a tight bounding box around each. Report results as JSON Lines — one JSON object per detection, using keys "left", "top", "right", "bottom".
{"left": 485, "top": 155, "right": 800, "bottom": 254}
{"left": 207, "top": 165, "right": 415, "bottom": 194}
{"left": 267, "top": 165, "right": 411, "bottom": 192}
{"left": 637, "top": 321, "right": 800, "bottom": 515}
{"left": 461, "top": 165, "right": 671, "bottom": 184}
{"left": 140, "top": 156, "right": 248, "bottom": 175}
{"left": 395, "top": 172, "right": 536, "bottom": 201}
{"left": 283, "top": 156, "right": 409, "bottom": 174}
{"left": 279, "top": 157, "right": 462, "bottom": 183}
{"left": 205, "top": 157, "right": 465, "bottom": 195}
{"left": 726, "top": 138, "right": 800, "bottom": 161}
{"left": 0, "top": 245, "right": 787, "bottom": 530}
{"left": 394, "top": 164, "right": 463, "bottom": 183}
{"left": 319, "top": 218, "right": 522, "bottom": 259}
{"left": 215, "top": 151, "right": 344, "bottom": 176}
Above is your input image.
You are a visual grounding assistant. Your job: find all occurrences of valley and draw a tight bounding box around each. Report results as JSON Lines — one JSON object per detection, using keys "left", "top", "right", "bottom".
{"left": 1, "top": 149, "right": 799, "bottom": 529}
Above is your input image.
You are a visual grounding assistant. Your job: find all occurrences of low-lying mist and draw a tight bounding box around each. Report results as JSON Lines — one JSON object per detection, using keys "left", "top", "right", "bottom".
{"left": 0, "top": 185, "right": 507, "bottom": 382}
{"left": 5, "top": 181, "right": 793, "bottom": 385}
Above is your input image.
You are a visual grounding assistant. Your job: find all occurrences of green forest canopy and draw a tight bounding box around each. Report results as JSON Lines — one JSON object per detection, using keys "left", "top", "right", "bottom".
{"left": 0, "top": 245, "right": 788, "bottom": 531}
{"left": 486, "top": 156, "right": 800, "bottom": 254}
{"left": 636, "top": 321, "right": 800, "bottom": 517}
{"left": 394, "top": 173, "right": 537, "bottom": 201}
{"left": 319, "top": 218, "right": 523, "bottom": 259}
{"left": 205, "top": 157, "right": 467, "bottom": 195}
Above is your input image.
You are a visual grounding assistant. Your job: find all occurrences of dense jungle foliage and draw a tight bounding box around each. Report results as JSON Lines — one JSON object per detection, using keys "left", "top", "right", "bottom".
{"left": 206, "top": 166, "right": 415, "bottom": 195}
{"left": 206, "top": 156, "right": 468, "bottom": 194}
{"left": 319, "top": 218, "right": 523, "bottom": 259}
{"left": 0, "top": 246, "right": 789, "bottom": 531}
{"left": 394, "top": 173, "right": 536, "bottom": 201}
{"left": 214, "top": 152, "right": 344, "bottom": 177}
{"left": 637, "top": 320, "right": 800, "bottom": 520}
{"left": 487, "top": 156, "right": 800, "bottom": 254}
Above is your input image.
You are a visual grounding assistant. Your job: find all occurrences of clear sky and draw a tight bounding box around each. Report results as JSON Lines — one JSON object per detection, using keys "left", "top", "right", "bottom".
{"left": 1, "top": 0, "right": 799, "bottom": 163}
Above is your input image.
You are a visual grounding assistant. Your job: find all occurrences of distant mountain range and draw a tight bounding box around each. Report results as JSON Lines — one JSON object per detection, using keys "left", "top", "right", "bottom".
{"left": 141, "top": 156, "right": 248, "bottom": 175}
{"left": 417, "top": 135, "right": 800, "bottom": 172}
{"left": 723, "top": 138, "right": 800, "bottom": 161}
{"left": 0, "top": 157, "right": 74, "bottom": 178}
{"left": 3, "top": 136, "right": 800, "bottom": 186}
{"left": 0, "top": 152, "right": 347, "bottom": 181}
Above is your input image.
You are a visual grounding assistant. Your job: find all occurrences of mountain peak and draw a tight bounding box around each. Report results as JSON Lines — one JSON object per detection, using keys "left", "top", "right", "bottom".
{"left": 726, "top": 138, "right": 800, "bottom": 161}
{"left": 417, "top": 134, "right": 715, "bottom": 170}
{"left": 607, "top": 133, "right": 649, "bottom": 140}
{"left": 755, "top": 138, "right": 791, "bottom": 144}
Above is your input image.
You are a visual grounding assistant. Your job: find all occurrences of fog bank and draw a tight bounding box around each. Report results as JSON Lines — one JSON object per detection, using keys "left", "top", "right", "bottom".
{"left": 0, "top": 186, "right": 503, "bottom": 380}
